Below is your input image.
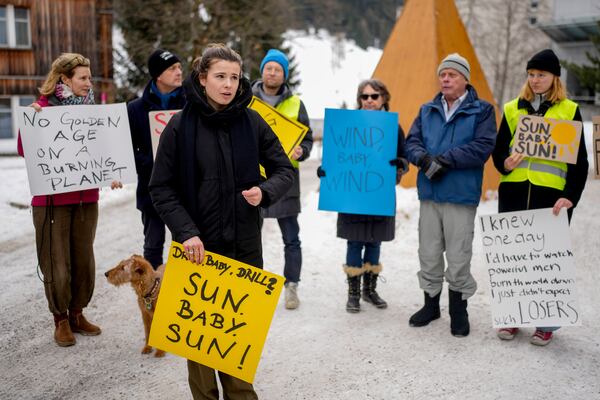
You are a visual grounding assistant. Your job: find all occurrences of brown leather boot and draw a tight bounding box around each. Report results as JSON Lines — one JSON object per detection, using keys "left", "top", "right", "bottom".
{"left": 69, "top": 309, "right": 101, "bottom": 336}
{"left": 53, "top": 314, "right": 76, "bottom": 347}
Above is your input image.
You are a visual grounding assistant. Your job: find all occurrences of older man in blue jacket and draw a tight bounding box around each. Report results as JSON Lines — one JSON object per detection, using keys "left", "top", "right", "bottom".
{"left": 406, "top": 53, "right": 496, "bottom": 337}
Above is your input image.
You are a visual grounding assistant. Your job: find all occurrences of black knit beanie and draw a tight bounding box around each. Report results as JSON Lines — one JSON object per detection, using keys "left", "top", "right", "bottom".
{"left": 148, "top": 49, "right": 180, "bottom": 79}
{"left": 526, "top": 49, "right": 561, "bottom": 76}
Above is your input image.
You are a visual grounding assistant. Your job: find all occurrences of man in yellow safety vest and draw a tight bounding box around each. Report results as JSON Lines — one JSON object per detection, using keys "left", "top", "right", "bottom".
{"left": 251, "top": 49, "right": 314, "bottom": 310}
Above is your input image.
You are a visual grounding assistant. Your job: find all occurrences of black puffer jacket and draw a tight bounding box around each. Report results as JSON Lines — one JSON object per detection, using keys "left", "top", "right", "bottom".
{"left": 337, "top": 125, "right": 406, "bottom": 242}
{"left": 149, "top": 72, "right": 294, "bottom": 266}
{"left": 127, "top": 81, "right": 186, "bottom": 211}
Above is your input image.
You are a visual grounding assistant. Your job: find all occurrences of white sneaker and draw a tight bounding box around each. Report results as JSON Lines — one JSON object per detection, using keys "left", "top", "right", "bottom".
{"left": 285, "top": 282, "right": 300, "bottom": 309}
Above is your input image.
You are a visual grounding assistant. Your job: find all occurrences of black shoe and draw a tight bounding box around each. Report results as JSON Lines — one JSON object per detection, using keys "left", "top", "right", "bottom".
{"left": 409, "top": 291, "right": 441, "bottom": 327}
{"left": 449, "top": 289, "right": 470, "bottom": 337}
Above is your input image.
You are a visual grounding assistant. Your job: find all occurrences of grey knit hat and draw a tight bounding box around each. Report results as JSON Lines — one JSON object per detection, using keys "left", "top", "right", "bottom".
{"left": 437, "top": 53, "right": 470, "bottom": 81}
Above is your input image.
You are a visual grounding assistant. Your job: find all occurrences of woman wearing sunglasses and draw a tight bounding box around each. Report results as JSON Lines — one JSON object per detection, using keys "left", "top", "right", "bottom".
{"left": 331, "top": 79, "right": 408, "bottom": 313}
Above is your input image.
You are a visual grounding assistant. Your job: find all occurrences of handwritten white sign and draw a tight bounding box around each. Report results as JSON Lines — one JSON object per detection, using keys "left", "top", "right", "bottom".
{"left": 18, "top": 104, "right": 136, "bottom": 195}
{"left": 479, "top": 208, "right": 580, "bottom": 328}
{"left": 149, "top": 110, "right": 180, "bottom": 160}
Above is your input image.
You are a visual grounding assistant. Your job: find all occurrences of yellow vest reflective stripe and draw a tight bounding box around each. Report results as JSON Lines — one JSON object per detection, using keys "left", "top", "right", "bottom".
{"left": 276, "top": 95, "right": 302, "bottom": 168}
{"left": 501, "top": 98, "right": 577, "bottom": 190}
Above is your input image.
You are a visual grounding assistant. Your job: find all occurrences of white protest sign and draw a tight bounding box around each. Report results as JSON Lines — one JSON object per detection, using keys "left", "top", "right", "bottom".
{"left": 18, "top": 103, "right": 136, "bottom": 196}
{"left": 149, "top": 110, "right": 180, "bottom": 160}
{"left": 479, "top": 208, "right": 580, "bottom": 328}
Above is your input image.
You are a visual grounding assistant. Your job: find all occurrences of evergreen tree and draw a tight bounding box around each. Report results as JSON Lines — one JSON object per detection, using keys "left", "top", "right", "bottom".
{"left": 284, "top": 0, "right": 402, "bottom": 48}
{"left": 113, "top": 0, "right": 294, "bottom": 101}
{"left": 563, "top": 22, "right": 600, "bottom": 95}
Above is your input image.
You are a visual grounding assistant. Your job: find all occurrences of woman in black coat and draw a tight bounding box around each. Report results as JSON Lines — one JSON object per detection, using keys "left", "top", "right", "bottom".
{"left": 492, "top": 49, "right": 588, "bottom": 346}
{"left": 149, "top": 43, "right": 294, "bottom": 400}
{"left": 330, "top": 79, "right": 408, "bottom": 313}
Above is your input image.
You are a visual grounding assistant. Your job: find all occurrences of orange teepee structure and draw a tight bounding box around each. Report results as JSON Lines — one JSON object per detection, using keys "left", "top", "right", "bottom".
{"left": 372, "top": 0, "right": 499, "bottom": 197}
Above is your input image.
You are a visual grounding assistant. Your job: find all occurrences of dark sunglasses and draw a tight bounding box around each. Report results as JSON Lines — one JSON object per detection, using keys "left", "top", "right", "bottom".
{"left": 360, "top": 93, "right": 380, "bottom": 100}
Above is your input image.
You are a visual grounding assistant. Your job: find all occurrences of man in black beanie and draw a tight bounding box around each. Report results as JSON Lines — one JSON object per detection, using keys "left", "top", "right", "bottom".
{"left": 127, "top": 49, "right": 186, "bottom": 269}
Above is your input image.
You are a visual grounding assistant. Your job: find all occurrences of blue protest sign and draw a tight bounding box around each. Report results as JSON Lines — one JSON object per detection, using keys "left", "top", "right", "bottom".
{"left": 318, "top": 108, "right": 398, "bottom": 216}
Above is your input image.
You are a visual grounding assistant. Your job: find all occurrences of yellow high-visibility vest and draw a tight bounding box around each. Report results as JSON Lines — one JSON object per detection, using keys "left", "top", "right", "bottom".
{"left": 501, "top": 97, "right": 578, "bottom": 190}
{"left": 276, "top": 95, "right": 301, "bottom": 168}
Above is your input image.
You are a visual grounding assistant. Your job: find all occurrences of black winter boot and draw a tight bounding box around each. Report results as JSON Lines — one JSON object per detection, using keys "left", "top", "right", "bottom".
{"left": 362, "top": 270, "right": 388, "bottom": 309}
{"left": 346, "top": 275, "right": 361, "bottom": 313}
{"left": 343, "top": 265, "right": 364, "bottom": 313}
{"left": 449, "top": 289, "right": 470, "bottom": 337}
{"left": 409, "top": 291, "right": 441, "bottom": 327}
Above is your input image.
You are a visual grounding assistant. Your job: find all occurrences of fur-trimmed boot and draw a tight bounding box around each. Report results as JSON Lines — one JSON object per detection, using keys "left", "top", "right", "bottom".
{"left": 343, "top": 265, "right": 364, "bottom": 313}
{"left": 409, "top": 291, "right": 441, "bottom": 327}
{"left": 53, "top": 313, "right": 76, "bottom": 347}
{"left": 69, "top": 309, "right": 101, "bottom": 336}
{"left": 448, "top": 289, "right": 470, "bottom": 337}
{"left": 362, "top": 263, "right": 387, "bottom": 309}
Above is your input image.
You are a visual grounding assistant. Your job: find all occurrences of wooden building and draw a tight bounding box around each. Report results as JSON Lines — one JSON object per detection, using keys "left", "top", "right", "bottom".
{"left": 372, "top": 0, "right": 500, "bottom": 196}
{"left": 0, "top": 0, "right": 114, "bottom": 142}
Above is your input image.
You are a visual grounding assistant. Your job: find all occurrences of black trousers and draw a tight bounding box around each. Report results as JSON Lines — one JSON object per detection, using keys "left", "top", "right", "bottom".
{"left": 498, "top": 181, "right": 573, "bottom": 222}
{"left": 141, "top": 206, "right": 166, "bottom": 269}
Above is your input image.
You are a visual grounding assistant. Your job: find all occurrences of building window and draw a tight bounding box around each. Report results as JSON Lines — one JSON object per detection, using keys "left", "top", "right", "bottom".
{"left": 0, "top": 96, "right": 36, "bottom": 139}
{"left": 0, "top": 5, "right": 31, "bottom": 49}
{"left": 0, "top": 7, "right": 7, "bottom": 46}
{"left": 0, "top": 99, "right": 11, "bottom": 139}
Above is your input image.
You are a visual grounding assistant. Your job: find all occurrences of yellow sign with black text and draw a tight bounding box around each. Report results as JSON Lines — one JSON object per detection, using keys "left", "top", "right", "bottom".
{"left": 148, "top": 242, "right": 284, "bottom": 383}
{"left": 249, "top": 96, "right": 308, "bottom": 158}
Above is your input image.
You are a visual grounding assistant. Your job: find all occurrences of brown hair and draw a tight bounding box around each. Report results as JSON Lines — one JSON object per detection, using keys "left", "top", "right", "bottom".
{"left": 39, "top": 53, "right": 91, "bottom": 96}
{"left": 356, "top": 79, "right": 391, "bottom": 111}
{"left": 518, "top": 72, "right": 566, "bottom": 104}
{"left": 192, "top": 43, "right": 243, "bottom": 78}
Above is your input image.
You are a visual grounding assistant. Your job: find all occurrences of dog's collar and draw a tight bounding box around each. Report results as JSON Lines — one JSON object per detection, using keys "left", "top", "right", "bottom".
{"left": 143, "top": 277, "right": 160, "bottom": 310}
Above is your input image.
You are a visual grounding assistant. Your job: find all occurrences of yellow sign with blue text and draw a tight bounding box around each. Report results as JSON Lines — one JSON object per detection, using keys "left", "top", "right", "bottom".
{"left": 148, "top": 242, "right": 284, "bottom": 383}
{"left": 513, "top": 115, "right": 582, "bottom": 164}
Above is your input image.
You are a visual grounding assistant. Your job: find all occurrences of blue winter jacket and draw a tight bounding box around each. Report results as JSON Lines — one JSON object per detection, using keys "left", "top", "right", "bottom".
{"left": 406, "top": 86, "right": 496, "bottom": 205}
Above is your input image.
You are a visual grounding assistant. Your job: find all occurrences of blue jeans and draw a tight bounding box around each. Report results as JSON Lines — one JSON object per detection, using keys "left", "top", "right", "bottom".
{"left": 277, "top": 216, "right": 302, "bottom": 284}
{"left": 346, "top": 240, "right": 381, "bottom": 267}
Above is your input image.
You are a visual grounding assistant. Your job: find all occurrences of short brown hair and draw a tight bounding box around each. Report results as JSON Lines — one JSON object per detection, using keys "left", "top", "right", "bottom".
{"left": 40, "top": 53, "right": 91, "bottom": 96}
{"left": 356, "top": 79, "right": 391, "bottom": 111}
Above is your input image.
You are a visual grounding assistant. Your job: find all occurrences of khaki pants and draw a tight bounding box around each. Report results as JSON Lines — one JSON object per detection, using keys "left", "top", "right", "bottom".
{"left": 33, "top": 203, "right": 98, "bottom": 315}
{"left": 417, "top": 201, "right": 477, "bottom": 299}
{"left": 188, "top": 361, "right": 258, "bottom": 400}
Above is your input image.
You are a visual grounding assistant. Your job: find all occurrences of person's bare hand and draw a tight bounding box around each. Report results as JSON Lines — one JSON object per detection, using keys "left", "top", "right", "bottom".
{"left": 110, "top": 181, "right": 123, "bottom": 190}
{"left": 242, "top": 186, "right": 262, "bottom": 206}
{"left": 183, "top": 236, "right": 205, "bottom": 265}
{"left": 291, "top": 146, "right": 303, "bottom": 161}
{"left": 29, "top": 102, "right": 42, "bottom": 112}
{"left": 504, "top": 153, "right": 525, "bottom": 172}
{"left": 552, "top": 197, "right": 573, "bottom": 216}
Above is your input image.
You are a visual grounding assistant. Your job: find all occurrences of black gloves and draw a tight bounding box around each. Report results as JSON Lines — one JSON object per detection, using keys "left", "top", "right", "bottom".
{"left": 389, "top": 157, "right": 410, "bottom": 176}
{"left": 316, "top": 165, "right": 326, "bottom": 178}
{"left": 419, "top": 154, "right": 450, "bottom": 181}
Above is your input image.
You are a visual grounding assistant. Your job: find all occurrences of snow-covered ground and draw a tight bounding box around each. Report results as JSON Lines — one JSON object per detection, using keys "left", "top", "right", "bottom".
{"left": 1, "top": 144, "right": 599, "bottom": 399}
{"left": 0, "top": 29, "right": 599, "bottom": 400}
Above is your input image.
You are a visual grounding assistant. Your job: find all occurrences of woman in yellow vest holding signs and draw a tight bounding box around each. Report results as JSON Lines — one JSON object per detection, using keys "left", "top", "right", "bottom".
{"left": 492, "top": 49, "right": 589, "bottom": 346}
